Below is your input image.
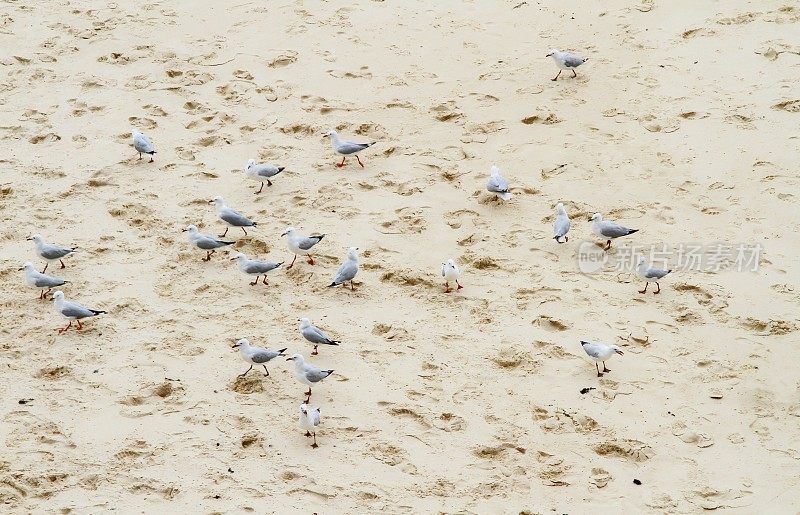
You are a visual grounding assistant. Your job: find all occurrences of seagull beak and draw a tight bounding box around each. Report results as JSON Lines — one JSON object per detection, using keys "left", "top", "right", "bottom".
{"left": 208, "top": 200, "right": 214, "bottom": 204}
{"left": 181, "top": 228, "right": 187, "bottom": 232}
{"left": 26, "top": 237, "right": 33, "bottom": 241}
{"left": 17, "top": 267, "right": 23, "bottom": 271}
{"left": 546, "top": 53, "right": 553, "bottom": 57}
{"left": 280, "top": 231, "right": 287, "bottom": 237}
{"left": 322, "top": 134, "right": 329, "bottom": 138}
{"left": 587, "top": 217, "right": 593, "bottom": 222}
{"left": 615, "top": 349, "right": 624, "bottom": 355}
{"left": 230, "top": 257, "right": 236, "bottom": 261}
{"left": 285, "top": 357, "right": 292, "bottom": 361}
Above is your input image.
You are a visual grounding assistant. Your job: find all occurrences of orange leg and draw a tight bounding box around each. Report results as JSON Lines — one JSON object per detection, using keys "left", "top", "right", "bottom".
{"left": 336, "top": 156, "right": 346, "bottom": 167}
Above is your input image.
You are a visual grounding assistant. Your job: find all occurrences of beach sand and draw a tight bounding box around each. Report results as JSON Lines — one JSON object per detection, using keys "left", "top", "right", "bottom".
{"left": 1, "top": 0, "right": 799, "bottom": 512}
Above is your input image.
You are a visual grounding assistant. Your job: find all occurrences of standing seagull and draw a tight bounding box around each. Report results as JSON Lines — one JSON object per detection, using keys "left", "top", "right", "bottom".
{"left": 243, "top": 159, "right": 285, "bottom": 194}
{"left": 230, "top": 253, "right": 283, "bottom": 285}
{"left": 28, "top": 234, "right": 78, "bottom": 273}
{"left": 281, "top": 227, "right": 324, "bottom": 269}
{"left": 52, "top": 291, "right": 106, "bottom": 334}
{"left": 324, "top": 130, "right": 375, "bottom": 168}
{"left": 232, "top": 338, "right": 287, "bottom": 377}
{"left": 299, "top": 318, "right": 341, "bottom": 356}
{"left": 299, "top": 404, "right": 322, "bottom": 448}
{"left": 553, "top": 203, "right": 571, "bottom": 243}
{"left": 636, "top": 256, "right": 672, "bottom": 295}
{"left": 211, "top": 196, "right": 258, "bottom": 237}
{"left": 132, "top": 129, "right": 156, "bottom": 162}
{"left": 441, "top": 259, "right": 463, "bottom": 293}
{"left": 589, "top": 213, "right": 638, "bottom": 250}
{"left": 286, "top": 354, "right": 334, "bottom": 403}
{"left": 546, "top": 49, "right": 588, "bottom": 81}
{"left": 328, "top": 247, "right": 359, "bottom": 291}
{"left": 486, "top": 165, "right": 512, "bottom": 201}
{"left": 183, "top": 224, "right": 235, "bottom": 261}
{"left": 580, "top": 341, "right": 624, "bottom": 377}
{"left": 19, "top": 262, "right": 68, "bottom": 300}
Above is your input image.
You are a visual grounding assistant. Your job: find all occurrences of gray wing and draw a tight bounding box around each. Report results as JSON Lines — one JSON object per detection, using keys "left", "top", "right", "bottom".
{"left": 332, "top": 260, "right": 358, "bottom": 284}
{"left": 34, "top": 275, "right": 67, "bottom": 288}
{"left": 554, "top": 215, "right": 570, "bottom": 238}
{"left": 251, "top": 164, "right": 281, "bottom": 178}
{"left": 643, "top": 267, "right": 670, "bottom": 279}
{"left": 563, "top": 54, "right": 586, "bottom": 68}
{"left": 304, "top": 367, "right": 333, "bottom": 383}
{"left": 337, "top": 142, "right": 372, "bottom": 155}
{"left": 309, "top": 408, "right": 320, "bottom": 427}
{"left": 61, "top": 301, "right": 95, "bottom": 319}
{"left": 134, "top": 134, "right": 155, "bottom": 153}
{"left": 599, "top": 221, "right": 636, "bottom": 238}
{"left": 297, "top": 235, "right": 323, "bottom": 251}
{"left": 40, "top": 244, "right": 73, "bottom": 259}
{"left": 195, "top": 235, "right": 233, "bottom": 250}
{"left": 220, "top": 208, "right": 255, "bottom": 227}
{"left": 581, "top": 342, "right": 605, "bottom": 359}
{"left": 302, "top": 326, "right": 333, "bottom": 344}
{"left": 244, "top": 261, "right": 281, "bottom": 274}
{"left": 487, "top": 176, "right": 509, "bottom": 193}
{"left": 250, "top": 349, "right": 280, "bottom": 363}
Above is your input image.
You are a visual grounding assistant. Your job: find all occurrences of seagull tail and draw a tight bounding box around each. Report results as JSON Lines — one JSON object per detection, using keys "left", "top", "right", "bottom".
{"left": 499, "top": 192, "right": 512, "bottom": 201}
{"left": 316, "top": 234, "right": 326, "bottom": 241}
{"left": 278, "top": 347, "right": 288, "bottom": 355}
{"left": 277, "top": 167, "right": 285, "bottom": 173}
{"left": 276, "top": 262, "right": 285, "bottom": 268}
{"left": 252, "top": 222, "right": 258, "bottom": 227}
{"left": 554, "top": 235, "right": 564, "bottom": 243}
{"left": 580, "top": 340, "right": 589, "bottom": 346}
{"left": 222, "top": 241, "right": 235, "bottom": 246}
{"left": 327, "top": 281, "right": 338, "bottom": 288}
{"left": 327, "top": 340, "right": 341, "bottom": 346}
{"left": 627, "top": 229, "right": 639, "bottom": 235}
{"left": 90, "top": 309, "right": 107, "bottom": 315}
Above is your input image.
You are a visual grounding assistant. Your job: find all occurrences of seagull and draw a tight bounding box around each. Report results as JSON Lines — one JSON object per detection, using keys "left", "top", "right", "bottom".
{"left": 553, "top": 203, "right": 571, "bottom": 243}
{"left": 324, "top": 130, "right": 375, "bottom": 168}
{"left": 183, "top": 224, "right": 235, "bottom": 261}
{"left": 299, "top": 318, "right": 341, "bottom": 356}
{"left": 286, "top": 354, "right": 334, "bottom": 403}
{"left": 211, "top": 196, "right": 257, "bottom": 237}
{"left": 230, "top": 253, "right": 283, "bottom": 285}
{"left": 19, "top": 262, "right": 68, "bottom": 300}
{"left": 546, "top": 49, "right": 588, "bottom": 81}
{"left": 589, "top": 213, "right": 638, "bottom": 250}
{"left": 636, "top": 256, "right": 672, "bottom": 294}
{"left": 281, "top": 227, "right": 324, "bottom": 269}
{"left": 27, "top": 234, "right": 77, "bottom": 273}
{"left": 232, "top": 338, "right": 287, "bottom": 377}
{"left": 441, "top": 259, "right": 463, "bottom": 293}
{"left": 52, "top": 291, "right": 106, "bottom": 334}
{"left": 580, "top": 341, "right": 624, "bottom": 377}
{"left": 300, "top": 403, "right": 322, "bottom": 448}
{"left": 328, "top": 247, "right": 359, "bottom": 291}
{"left": 132, "top": 129, "right": 156, "bottom": 162}
{"left": 486, "top": 165, "right": 512, "bottom": 201}
{"left": 243, "top": 159, "right": 285, "bottom": 194}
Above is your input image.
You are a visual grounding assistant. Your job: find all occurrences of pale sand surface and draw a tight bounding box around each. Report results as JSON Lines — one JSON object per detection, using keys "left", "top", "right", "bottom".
{"left": 1, "top": 0, "right": 800, "bottom": 512}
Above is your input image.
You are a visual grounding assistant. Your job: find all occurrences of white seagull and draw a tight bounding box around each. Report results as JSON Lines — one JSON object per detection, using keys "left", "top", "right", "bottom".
{"left": 328, "top": 247, "right": 359, "bottom": 291}
{"left": 28, "top": 234, "right": 78, "bottom": 273}
{"left": 286, "top": 354, "right": 334, "bottom": 403}
{"left": 232, "top": 338, "right": 287, "bottom": 377}
{"left": 53, "top": 291, "right": 106, "bottom": 334}
{"left": 546, "top": 49, "right": 588, "bottom": 81}
{"left": 230, "top": 253, "right": 283, "bottom": 286}
{"left": 553, "top": 203, "right": 571, "bottom": 243}
{"left": 580, "top": 340, "right": 624, "bottom": 377}
{"left": 183, "top": 224, "right": 235, "bottom": 261}
{"left": 299, "top": 403, "right": 322, "bottom": 448}
{"left": 486, "top": 165, "right": 512, "bottom": 201}
{"left": 299, "top": 318, "right": 341, "bottom": 356}
{"left": 281, "top": 227, "right": 325, "bottom": 269}
{"left": 132, "top": 129, "right": 156, "bottom": 162}
{"left": 324, "top": 130, "right": 376, "bottom": 168}
{"left": 243, "top": 159, "right": 285, "bottom": 194}
{"left": 589, "top": 213, "right": 638, "bottom": 250}
{"left": 441, "top": 259, "right": 463, "bottom": 293}
{"left": 211, "top": 196, "right": 258, "bottom": 237}
{"left": 19, "top": 262, "right": 68, "bottom": 300}
{"left": 636, "top": 256, "right": 672, "bottom": 295}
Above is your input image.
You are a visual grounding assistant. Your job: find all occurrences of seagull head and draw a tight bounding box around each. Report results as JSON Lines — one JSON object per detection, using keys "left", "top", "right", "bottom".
{"left": 183, "top": 224, "right": 198, "bottom": 233}
{"left": 232, "top": 337, "right": 248, "bottom": 349}
{"left": 556, "top": 202, "right": 566, "bottom": 213}
{"left": 286, "top": 353, "right": 304, "bottom": 362}
{"left": 323, "top": 130, "right": 337, "bottom": 138}
{"left": 347, "top": 247, "right": 360, "bottom": 259}
{"left": 300, "top": 403, "right": 308, "bottom": 415}
{"left": 490, "top": 165, "right": 500, "bottom": 177}
{"left": 230, "top": 252, "right": 247, "bottom": 262}
{"left": 245, "top": 158, "right": 256, "bottom": 171}
{"left": 28, "top": 234, "right": 42, "bottom": 242}
{"left": 613, "top": 345, "right": 624, "bottom": 356}
{"left": 18, "top": 262, "right": 34, "bottom": 272}
{"left": 299, "top": 317, "right": 311, "bottom": 328}
{"left": 446, "top": 259, "right": 456, "bottom": 269}
{"left": 546, "top": 49, "right": 559, "bottom": 57}
{"left": 210, "top": 196, "right": 224, "bottom": 206}
{"left": 281, "top": 226, "right": 295, "bottom": 237}
{"left": 589, "top": 212, "right": 602, "bottom": 222}
{"left": 52, "top": 291, "right": 64, "bottom": 301}
{"left": 637, "top": 256, "right": 647, "bottom": 266}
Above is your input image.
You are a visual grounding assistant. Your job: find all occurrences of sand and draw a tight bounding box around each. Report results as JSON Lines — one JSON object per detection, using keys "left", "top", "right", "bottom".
{"left": 1, "top": 0, "right": 800, "bottom": 512}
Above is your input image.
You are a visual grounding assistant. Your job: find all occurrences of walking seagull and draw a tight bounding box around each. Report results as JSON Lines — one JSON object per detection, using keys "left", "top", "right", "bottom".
{"left": 299, "top": 404, "right": 322, "bottom": 448}
{"left": 28, "top": 234, "right": 78, "bottom": 273}
{"left": 324, "top": 130, "right": 375, "bottom": 168}
{"left": 243, "top": 159, "right": 285, "bottom": 194}
{"left": 299, "top": 318, "right": 341, "bottom": 356}
{"left": 281, "top": 227, "right": 324, "bottom": 269}
{"left": 132, "top": 129, "right": 156, "bottom": 162}
{"left": 636, "top": 256, "right": 672, "bottom": 294}
{"left": 232, "top": 338, "right": 287, "bottom": 377}
{"left": 580, "top": 341, "right": 624, "bottom": 377}
{"left": 546, "top": 49, "right": 588, "bottom": 81}
{"left": 53, "top": 291, "right": 106, "bottom": 334}
{"left": 589, "top": 213, "right": 638, "bottom": 250}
